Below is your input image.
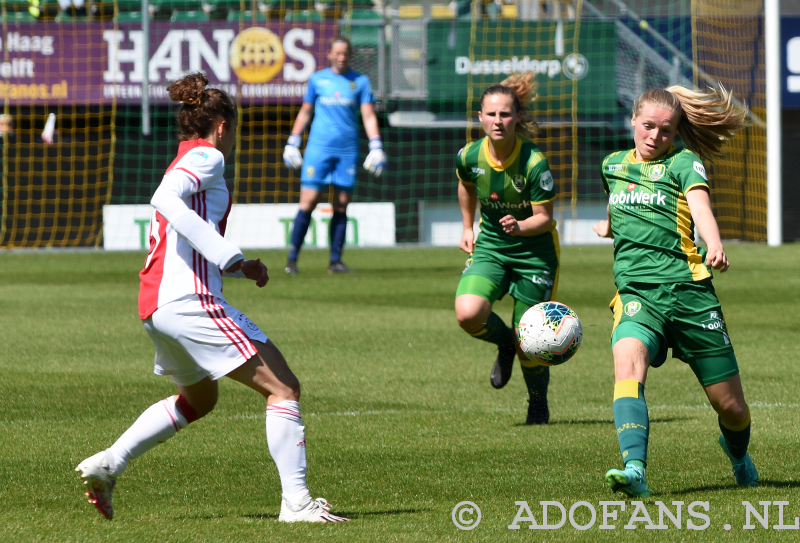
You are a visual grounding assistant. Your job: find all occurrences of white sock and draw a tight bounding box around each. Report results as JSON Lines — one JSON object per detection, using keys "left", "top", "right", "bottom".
{"left": 104, "top": 396, "right": 188, "bottom": 477}
{"left": 266, "top": 400, "right": 309, "bottom": 503}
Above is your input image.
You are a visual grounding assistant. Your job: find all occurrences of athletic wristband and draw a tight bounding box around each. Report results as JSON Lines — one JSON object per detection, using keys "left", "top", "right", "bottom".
{"left": 368, "top": 137, "right": 383, "bottom": 150}
{"left": 287, "top": 134, "right": 301, "bottom": 147}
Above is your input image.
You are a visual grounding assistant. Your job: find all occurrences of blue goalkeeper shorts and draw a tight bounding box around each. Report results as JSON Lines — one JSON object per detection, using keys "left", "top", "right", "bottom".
{"left": 301, "top": 146, "right": 358, "bottom": 192}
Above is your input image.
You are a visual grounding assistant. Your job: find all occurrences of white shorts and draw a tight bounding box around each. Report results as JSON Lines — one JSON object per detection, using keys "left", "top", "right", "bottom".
{"left": 143, "top": 295, "right": 269, "bottom": 386}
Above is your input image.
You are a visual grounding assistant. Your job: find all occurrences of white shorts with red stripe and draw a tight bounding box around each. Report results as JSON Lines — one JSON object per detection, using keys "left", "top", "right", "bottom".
{"left": 143, "top": 295, "right": 268, "bottom": 386}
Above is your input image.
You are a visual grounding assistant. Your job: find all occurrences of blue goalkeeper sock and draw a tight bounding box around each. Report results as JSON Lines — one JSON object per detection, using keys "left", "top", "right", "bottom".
{"left": 329, "top": 211, "right": 347, "bottom": 263}
{"left": 288, "top": 210, "right": 312, "bottom": 261}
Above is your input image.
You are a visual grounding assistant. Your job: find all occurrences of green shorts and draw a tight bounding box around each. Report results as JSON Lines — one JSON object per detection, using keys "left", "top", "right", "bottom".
{"left": 455, "top": 242, "right": 559, "bottom": 306}
{"left": 609, "top": 280, "right": 738, "bottom": 386}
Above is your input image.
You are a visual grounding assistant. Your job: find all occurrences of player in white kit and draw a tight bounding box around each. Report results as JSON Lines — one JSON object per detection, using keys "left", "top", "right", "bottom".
{"left": 75, "top": 73, "right": 348, "bottom": 523}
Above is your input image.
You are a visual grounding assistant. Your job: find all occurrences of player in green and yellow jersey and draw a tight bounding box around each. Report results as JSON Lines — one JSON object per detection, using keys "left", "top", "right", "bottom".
{"left": 593, "top": 86, "right": 757, "bottom": 497}
{"left": 454, "top": 73, "right": 559, "bottom": 425}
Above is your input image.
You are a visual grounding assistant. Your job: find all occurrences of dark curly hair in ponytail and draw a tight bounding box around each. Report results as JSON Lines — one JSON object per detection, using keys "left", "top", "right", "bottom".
{"left": 167, "top": 72, "right": 236, "bottom": 141}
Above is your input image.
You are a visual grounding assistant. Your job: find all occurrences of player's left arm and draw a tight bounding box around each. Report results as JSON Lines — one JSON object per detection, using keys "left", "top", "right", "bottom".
{"left": 686, "top": 186, "right": 729, "bottom": 272}
{"left": 499, "top": 201, "right": 554, "bottom": 236}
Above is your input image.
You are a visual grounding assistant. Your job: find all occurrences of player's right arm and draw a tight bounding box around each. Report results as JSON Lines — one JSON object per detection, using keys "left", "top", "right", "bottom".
{"left": 284, "top": 102, "right": 314, "bottom": 170}
{"left": 458, "top": 179, "right": 477, "bottom": 253}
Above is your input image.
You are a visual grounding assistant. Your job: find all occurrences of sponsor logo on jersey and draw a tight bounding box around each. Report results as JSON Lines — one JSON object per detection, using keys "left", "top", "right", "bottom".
{"left": 627, "top": 182, "right": 636, "bottom": 191}
{"left": 490, "top": 192, "right": 499, "bottom": 201}
{"left": 188, "top": 151, "right": 209, "bottom": 165}
{"left": 608, "top": 164, "right": 623, "bottom": 172}
{"left": 472, "top": 167, "right": 485, "bottom": 174}
{"left": 531, "top": 274, "right": 554, "bottom": 286}
{"left": 648, "top": 164, "right": 666, "bottom": 180}
{"left": 609, "top": 188, "right": 667, "bottom": 207}
{"left": 624, "top": 301, "right": 641, "bottom": 316}
{"left": 305, "top": 166, "right": 316, "bottom": 177}
{"left": 319, "top": 95, "right": 354, "bottom": 106}
{"left": 350, "top": 81, "right": 357, "bottom": 91}
{"left": 539, "top": 170, "right": 554, "bottom": 191}
{"left": 480, "top": 199, "right": 532, "bottom": 210}
{"left": 693, "top": 161, "right": 708, "bottom": 180}
{"left": 513, "top": 174, "right": 526, "bottom": 192}
{"left": 462, "top": 257, "right": 473, "bottom": 273}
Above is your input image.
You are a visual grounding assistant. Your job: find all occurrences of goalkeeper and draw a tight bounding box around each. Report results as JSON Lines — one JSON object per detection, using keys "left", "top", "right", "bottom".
{"left": 283, "top": 36, "right": 386, "bottom": 274}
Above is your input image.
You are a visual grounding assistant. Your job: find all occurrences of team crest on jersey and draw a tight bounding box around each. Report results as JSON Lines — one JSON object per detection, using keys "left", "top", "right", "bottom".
{"left": 624, "top": 301, "right": 642, "bottom": 316}
{"left": 648, "top": 164, "right": 666, "bottom": 180}
{"left": 512, "top": 174, "right": 526, "bottom": 192}
{"left": 188, "top": 151, "right": 209, "bottom": 165}
{"left": 539, "top": 170, "right": 554, "bottom": 191}
{"left": 693, "top": 161, "right": 708, "bottom": 180}
{"left": 349, "top": 81, "right": 357, "bottom": 91}
{"left": 305, "top": 166, "right": 316, "bottom": 177}
{"left": 462, "top": 257, "right": 473, "bottom": 273}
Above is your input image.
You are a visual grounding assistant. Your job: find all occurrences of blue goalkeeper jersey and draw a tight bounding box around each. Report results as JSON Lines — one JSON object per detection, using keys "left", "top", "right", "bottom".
{"left": 305, "top": 68, "right": 375, "bottom": 153}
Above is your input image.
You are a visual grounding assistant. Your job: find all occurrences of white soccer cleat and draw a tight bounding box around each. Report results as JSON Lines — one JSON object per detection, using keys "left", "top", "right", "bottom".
{"left": 75, "top": 452, "right": 116, "bottom": 520}
{"left": 278, "top": 496, "right": 350, "bottom": 523}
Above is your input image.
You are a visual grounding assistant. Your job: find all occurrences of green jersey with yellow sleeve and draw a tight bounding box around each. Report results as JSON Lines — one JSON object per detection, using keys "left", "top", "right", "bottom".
{"left": 601, "top": 147, "right": 712, "bottom": 289}
{"left": 456, "top": 135, "right": 557, "bottom": 252}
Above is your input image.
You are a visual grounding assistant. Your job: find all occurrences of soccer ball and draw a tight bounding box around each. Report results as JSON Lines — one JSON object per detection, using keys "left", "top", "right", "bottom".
{"left": 517, "top": 301, "right": 582, "bottom": 366}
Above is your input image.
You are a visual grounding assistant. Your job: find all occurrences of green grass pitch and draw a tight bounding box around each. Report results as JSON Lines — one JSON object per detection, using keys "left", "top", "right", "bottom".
{"left": 1, "top": 244, "right": 799, "bottom": 542}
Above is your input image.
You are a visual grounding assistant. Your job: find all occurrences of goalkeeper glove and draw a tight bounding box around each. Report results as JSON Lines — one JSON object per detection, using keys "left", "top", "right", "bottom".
{"left": 363, "top": 137, "right": 387, "bottom": 177}
{"left": 283, "top": 134, "right": 303, "bottom": 170}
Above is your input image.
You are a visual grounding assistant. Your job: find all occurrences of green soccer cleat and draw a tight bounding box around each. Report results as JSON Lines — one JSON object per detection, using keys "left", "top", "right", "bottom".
{"left": 605, "top": 465, "right": 651, "bottom": 498}
{"left": 718, "top": 435, "right": 759, "bottom": 487}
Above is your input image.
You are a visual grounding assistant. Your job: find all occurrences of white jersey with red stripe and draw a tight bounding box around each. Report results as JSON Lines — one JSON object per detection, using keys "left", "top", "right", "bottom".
{"left": 138, "top": 139, "right": 243, "bottom": 320}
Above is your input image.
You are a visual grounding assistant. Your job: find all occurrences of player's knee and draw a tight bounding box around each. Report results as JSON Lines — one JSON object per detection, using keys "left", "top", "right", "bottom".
{"left": 177, "top": 392, "right": 216, "bottom": 422}
{"left": 272, "top": 376, "right": 300, "bottom": 402}
{"left": 455, "top": 309, "right": 483, "bottom": 333}
{"left": 715, "top": 399, "right": 748, "bottom": 426}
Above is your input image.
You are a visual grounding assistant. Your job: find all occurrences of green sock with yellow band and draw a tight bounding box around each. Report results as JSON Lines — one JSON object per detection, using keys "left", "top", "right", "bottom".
{"left": 468, "top": 312, "right": 515, "bottom": 350}
{"left": 613, "top": 379, "right": 649, "bottom": 466}
{"left": 718, "top": 406, "right": 751, "bottom": 460}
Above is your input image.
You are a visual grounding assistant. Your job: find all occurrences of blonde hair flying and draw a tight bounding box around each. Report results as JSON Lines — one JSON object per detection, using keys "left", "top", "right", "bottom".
{"left": 633, "top": 85, "right": 749, "bottom": 161}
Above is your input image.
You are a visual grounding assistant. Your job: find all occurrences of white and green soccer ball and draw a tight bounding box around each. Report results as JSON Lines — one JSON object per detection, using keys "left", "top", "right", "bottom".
{"left": 517, "top": 301, "right": 582, "bottom": 366}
